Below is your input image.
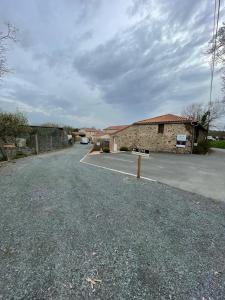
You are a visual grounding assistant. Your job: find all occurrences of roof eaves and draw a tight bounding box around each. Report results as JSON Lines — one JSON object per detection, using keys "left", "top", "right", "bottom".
{"left": 110, "top": 125, "right": 131, "bottom": 135}
{"left": 133, "top": 120, "right": 192, "bottom": 125}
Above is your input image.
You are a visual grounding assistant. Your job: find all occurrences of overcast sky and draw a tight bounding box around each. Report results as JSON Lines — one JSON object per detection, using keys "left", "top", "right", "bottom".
{"left": 0, "top": 0, "right": 224, "bottom": 128}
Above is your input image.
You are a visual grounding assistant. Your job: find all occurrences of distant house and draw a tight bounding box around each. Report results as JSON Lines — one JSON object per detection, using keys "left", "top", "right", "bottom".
{"left": 103, "top": 125, "right": 129, "bottom": 135}
{"left": 92, "top": 130, "right": 110, "bottom": 148}
{"left": 110, "top": 114, "right": 207, "bottom": 154}
{"left": 92, "top": 130, "right": 110, "bottom": 144}
{"left": 79, "top": 128, "right": 98, "bottom": 140}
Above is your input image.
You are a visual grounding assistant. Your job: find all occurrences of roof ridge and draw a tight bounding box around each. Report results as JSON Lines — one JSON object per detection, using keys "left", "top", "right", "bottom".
{"left": 134, "top": 113, "right": 191, "bottom": 125}
{"left": 104, "top": 125, "right": 128, "bottom": 129}
{"left": 135, "top": 113, "right": 175, "bottom": 123}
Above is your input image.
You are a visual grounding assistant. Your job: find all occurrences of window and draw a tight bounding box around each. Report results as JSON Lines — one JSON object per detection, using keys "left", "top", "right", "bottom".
{"left": 176, "top": 140, "right": 186, "bottom": 148}
{"left": 158, "top": 124, "right": 164, "bottom": 134}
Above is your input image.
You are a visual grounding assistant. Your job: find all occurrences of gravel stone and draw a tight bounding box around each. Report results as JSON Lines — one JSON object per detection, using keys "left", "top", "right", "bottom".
{"left": 0, "top": 145, "right": 225, "bottom": 299}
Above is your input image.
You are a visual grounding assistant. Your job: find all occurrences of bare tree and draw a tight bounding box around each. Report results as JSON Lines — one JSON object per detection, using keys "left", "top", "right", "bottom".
{"left": 182, "top": 100, "right": 225, "bottom": 129}
{"left": 207, "top": 22, "right": 225, "bottom": 98}
{"left": 182, "top": 103, "right": 204, "bottom": 121}
{"left": 208, "top": 22, "right": 225, "bottom": 65}
{"left": 0, "top": 22, "right": 17, "bottom": 78}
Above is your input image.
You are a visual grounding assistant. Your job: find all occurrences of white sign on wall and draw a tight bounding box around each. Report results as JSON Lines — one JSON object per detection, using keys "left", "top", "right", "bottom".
{"left": 176, "top": 134, "right": 186, "bottom": 141}
{"left": 176, "top": 134, "right": 187, "bottom": 148}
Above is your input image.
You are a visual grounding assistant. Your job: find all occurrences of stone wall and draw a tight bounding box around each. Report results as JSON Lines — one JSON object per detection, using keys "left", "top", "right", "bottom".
{"left": 110, "top": 123, "right": 204, "bottom": 154}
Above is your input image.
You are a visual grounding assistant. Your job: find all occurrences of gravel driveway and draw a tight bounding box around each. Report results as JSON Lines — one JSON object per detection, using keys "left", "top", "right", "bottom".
{"left": 1, "top": 145, "right": 225, "bottom": 299}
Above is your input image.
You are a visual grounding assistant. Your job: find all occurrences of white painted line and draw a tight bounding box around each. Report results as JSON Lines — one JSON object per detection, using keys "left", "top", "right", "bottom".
{"left": 80, "top": 160, "right": 156, "bottom": 182}
{"left": 140, "top": 176, "right": 157, "bottom": 182}
{"left": 79, "top": 147, "right": 94, "bottom": 163}
{"left": 105, "top": 156, "right": 134, "bottom": 163}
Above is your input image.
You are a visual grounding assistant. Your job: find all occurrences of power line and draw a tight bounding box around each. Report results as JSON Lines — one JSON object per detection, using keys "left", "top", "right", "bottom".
{"left": 207, "top": 0, "right": 221, "bottom": 132}
{"left": 209, "top": 0, "right": 217, "bottom": 92}
{"left": 209, "top": 0, "right": 221, "bottom": 106}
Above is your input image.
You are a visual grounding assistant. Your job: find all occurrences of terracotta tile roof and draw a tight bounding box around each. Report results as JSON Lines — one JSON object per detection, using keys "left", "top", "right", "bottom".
{"left": 95, "top": 130, "right": 105, "bottom": 136}
{"left": 104, "top": 125, "right": 129, "bottom": 131}
{"left": 134, "top": 114, "right": 191, "bottom": 125}
{"left": 79, "top": 128, "right": 98, "bottom": 132}
{"left": 111, "top": 125, "right": 133, "bottom": 135}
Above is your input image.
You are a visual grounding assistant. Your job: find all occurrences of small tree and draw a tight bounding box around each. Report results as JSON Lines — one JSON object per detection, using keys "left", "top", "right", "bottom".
{"left": 0, "top": 111, "right": 30, "bottom": 158}
{"left": 63, "top": 125, "right": 76, "bottom": 134}
{"left": 0, "top": 111, "right": 31, "bottom": 160}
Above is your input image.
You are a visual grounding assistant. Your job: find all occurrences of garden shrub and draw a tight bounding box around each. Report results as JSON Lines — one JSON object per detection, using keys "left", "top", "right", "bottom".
{"left": 92, "top": 144, "right": 101, "bottom": 151}
{"left": 103, "top": 147, "right": 110, "bottom": 153}
{"left": 193, "top": 139, "right": 210, "bottom": 154}
{"left": 120, "top": 146, "right": 129, "bottom": 151}
{"left": 15, "top": 152, "right": 27, "bottom": 159}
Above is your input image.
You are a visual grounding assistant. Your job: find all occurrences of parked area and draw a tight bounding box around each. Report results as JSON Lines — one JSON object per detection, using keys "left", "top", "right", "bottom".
{"left": 82, "top": 148, "right": 225, "bottom": 201}
{"left": 1, "top": 145, "right": 225, "bottom": 299}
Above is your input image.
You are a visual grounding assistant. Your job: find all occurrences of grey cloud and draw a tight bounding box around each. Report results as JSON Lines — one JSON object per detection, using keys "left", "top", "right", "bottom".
{"left": 75, "top": 0, "right": 102, "bottom": 24}
{"left": 73, "top": 4, "right": 212, "bottom": 118}
{"left": 180, "top": 66, "right": 210, "bottom": 83}
{"left": 0, "top": 0, "right": 220, "bottom": 127}
{"left": 127, "top": 0, "right": 151, "bottom": 17}
{"left": 128, "top": 0, "right": 211, "bottom": 26}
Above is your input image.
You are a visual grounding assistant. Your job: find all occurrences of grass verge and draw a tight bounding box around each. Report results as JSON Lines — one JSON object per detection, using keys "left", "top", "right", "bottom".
{"left": 209, "top": 140, "right": 225, "bottom": 149}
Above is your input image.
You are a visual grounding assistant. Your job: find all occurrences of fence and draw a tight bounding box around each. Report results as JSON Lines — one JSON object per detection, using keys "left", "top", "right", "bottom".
{"left": 0, "top": 126, "right": 71, "bottom": 161}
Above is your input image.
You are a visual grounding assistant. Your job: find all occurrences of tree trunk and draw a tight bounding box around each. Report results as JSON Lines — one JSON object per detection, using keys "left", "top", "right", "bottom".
{"left": 0, "top": 146, "right": 8, "bottom": 161}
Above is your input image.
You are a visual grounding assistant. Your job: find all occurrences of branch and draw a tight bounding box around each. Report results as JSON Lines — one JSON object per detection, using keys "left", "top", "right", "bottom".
{"left": 0, "top": 23, "right": 17, "bottom": 42}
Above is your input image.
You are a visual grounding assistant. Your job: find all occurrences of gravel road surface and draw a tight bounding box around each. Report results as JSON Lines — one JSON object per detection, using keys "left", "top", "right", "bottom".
{"left": 1, "top": 145, "right": 225, "bottom": 299}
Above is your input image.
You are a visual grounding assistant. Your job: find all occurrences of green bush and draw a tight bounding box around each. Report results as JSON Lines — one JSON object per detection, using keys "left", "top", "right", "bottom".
{"left": 120, "top": 146, "right": 129, "bottom": 151}
{"left": 103, "top": 147, "right": 110, "bottom": 153}
{"left": 209, "top": 140, "right": 225, "bottom": 149}
{"left": 15, "top": 152, "right": 27, "bottom": 159}
{"left": 193, "top": 139, "right": 210, "bottom": 154}
{"left": 92, "top": 144, "right": 101, "bottom": 151}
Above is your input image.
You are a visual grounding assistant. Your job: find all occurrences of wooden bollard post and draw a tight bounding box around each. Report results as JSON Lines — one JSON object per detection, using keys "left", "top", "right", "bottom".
{"left": 50, "top": 136, "right": 53, "bottom": 150}
{"left": 137, "top": 154, "right": 141, "bottom": 179}
{"left": 35, "top": 134, "right": 39, "bottom": 155}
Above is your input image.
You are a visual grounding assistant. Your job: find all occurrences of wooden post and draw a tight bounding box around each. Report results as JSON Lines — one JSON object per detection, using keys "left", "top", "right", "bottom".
{"left": 137, "top": 155, "right": 141, "bottom": 179}
{"left": 50, "top": 136, "right": 53, "bottom": 151}
{"left": 35, "top": 134, "right": 39, "bottom": 155}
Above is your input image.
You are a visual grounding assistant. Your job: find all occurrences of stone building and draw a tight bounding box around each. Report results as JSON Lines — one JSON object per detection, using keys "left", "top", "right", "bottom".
{"left": 110, "top": 114, "right": 207, "bottom": 154}
{"left": 92, "top": 130, "right": 110, "bottom": 143}
{"left": 103, "top": 125, "right": 129, "bottom": 135}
